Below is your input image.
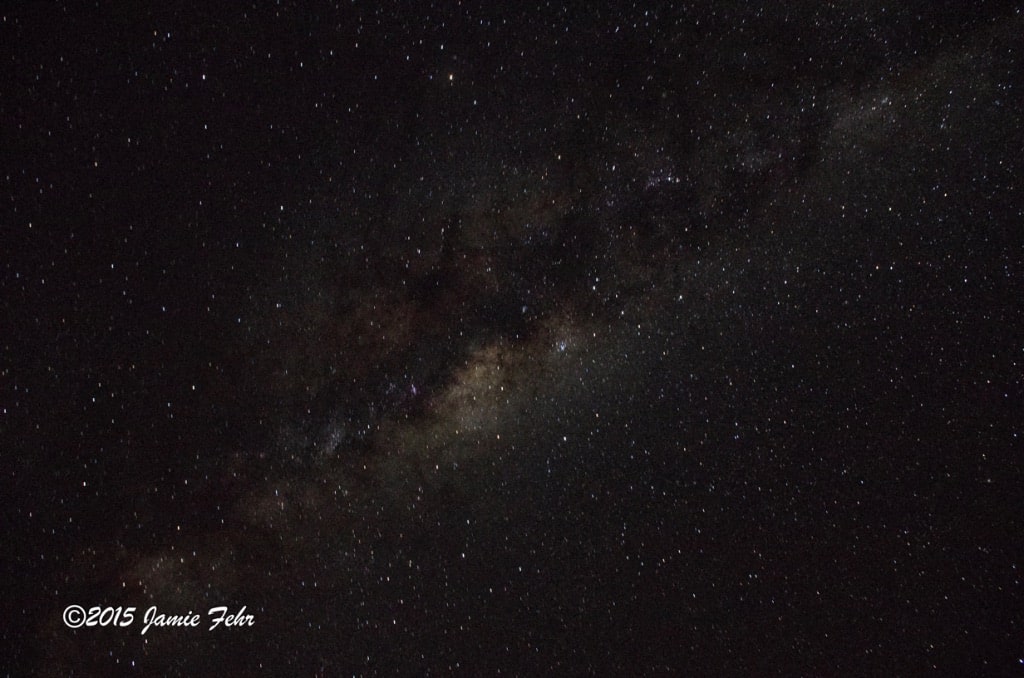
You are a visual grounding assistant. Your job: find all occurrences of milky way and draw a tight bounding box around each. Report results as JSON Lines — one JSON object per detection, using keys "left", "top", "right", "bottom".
{"left": 5, "top": 4, "right": 1022, "bottom": 675}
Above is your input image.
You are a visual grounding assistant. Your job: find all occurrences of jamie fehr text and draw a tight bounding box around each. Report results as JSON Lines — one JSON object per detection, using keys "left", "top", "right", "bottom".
{"left": 63, "top": 604, "right": 255, "bottom": 635}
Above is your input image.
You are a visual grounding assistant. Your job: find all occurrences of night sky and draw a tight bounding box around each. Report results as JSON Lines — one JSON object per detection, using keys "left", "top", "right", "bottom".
{"left": 3, "top": 2, "right": 1023, "bottom": 675}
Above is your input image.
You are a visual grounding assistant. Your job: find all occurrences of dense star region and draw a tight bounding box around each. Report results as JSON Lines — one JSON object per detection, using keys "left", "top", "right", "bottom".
{"left": 2, "top": 2, "right": 1022, "bottom": 675}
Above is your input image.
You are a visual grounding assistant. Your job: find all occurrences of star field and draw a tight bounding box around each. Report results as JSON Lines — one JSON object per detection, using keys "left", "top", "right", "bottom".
{"left": 2, "top": 2, "right": 1022, "bottom": 675}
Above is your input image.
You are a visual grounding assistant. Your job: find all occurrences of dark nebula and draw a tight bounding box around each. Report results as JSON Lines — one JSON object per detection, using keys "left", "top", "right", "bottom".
{"left": 3, "top": 2, "right": 1022, "bottom": 675}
